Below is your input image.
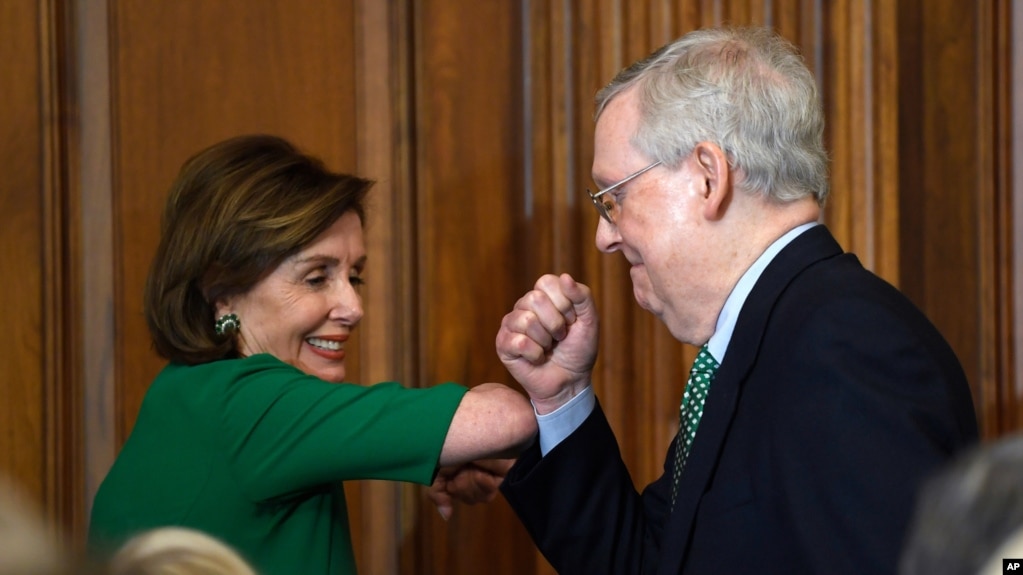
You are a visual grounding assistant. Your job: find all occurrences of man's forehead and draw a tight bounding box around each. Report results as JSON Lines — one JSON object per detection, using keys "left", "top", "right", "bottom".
{"left": 592, "top": 96, "right": 644, "bottom": 179}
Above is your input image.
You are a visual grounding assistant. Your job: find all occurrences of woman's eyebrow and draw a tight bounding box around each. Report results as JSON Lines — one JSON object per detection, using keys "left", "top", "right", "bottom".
{"left": 292, "top": 254, "right": 340, "bottom": 267}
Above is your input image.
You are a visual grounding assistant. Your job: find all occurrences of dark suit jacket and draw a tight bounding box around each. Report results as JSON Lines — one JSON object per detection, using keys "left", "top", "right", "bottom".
{"left": 501, "top": 225, "right": 979, "bottom": 575}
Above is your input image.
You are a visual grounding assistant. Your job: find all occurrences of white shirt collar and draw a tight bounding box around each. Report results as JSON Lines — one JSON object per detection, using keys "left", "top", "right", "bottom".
{"left": 705, "top": 222, "right": 819, "bottom": 363}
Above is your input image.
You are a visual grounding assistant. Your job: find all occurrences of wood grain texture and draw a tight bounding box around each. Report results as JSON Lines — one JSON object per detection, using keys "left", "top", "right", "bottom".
{"left": 896, "top": 0, "right": 985, "bottom": 425}
{"left": 0, "top": 0, "right": 84, "bottom": 546}
{"left": 0, "top": 0, "right": 46, "bottom": 521}
{"left": 408, "top": 0, "right": 537, "bottom": 572}
{"left": 821, "top": 0, "right": 901, "bottom": 282}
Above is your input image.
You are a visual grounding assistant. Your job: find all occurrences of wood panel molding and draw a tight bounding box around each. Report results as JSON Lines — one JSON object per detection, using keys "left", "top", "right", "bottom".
{"left": 41, "top": 0, "right": 85, "bottom": 543}
{"left": 349, "top": 0, "right": 416, "bottom": 572}
{"left": 1014, "top": 0, "right": 1023, "bottom": 432}
{"left": 77, "top": 0, "right": 118, "bottom": 520}
{"left": 979, "top": 0, "right": 1020, "bottom": 435}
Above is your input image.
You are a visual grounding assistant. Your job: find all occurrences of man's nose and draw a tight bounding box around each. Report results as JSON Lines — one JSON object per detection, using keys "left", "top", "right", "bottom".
{"left": 594, "top": 218, "right": 620, "bottom": 253}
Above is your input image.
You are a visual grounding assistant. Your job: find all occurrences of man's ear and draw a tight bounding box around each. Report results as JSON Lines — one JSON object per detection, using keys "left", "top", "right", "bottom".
{"left": 693, "top": 142, "right": 731, "bottom": 221}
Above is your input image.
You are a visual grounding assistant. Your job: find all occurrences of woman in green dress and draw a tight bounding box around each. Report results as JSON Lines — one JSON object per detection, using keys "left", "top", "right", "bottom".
{"left": 88, "top": 134, "right": 537, "bottom": 575}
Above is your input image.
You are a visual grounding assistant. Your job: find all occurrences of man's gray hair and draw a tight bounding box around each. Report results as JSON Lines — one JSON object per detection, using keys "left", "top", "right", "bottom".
{"left": 595, "top": 26, "right": 829, "bottom": 205}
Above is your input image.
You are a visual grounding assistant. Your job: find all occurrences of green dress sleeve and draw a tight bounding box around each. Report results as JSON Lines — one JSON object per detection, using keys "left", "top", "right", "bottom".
{"left": 207, "top": 355, "right": 468, "bottom": 501}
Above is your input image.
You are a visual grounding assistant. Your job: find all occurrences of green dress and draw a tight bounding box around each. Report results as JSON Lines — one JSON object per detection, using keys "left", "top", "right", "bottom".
{"left": 88, "top": 354, "right": 467, "bottom": 575}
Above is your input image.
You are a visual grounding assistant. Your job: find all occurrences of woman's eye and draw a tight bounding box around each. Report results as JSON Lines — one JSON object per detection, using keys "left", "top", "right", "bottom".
{"left": 305, "top": 275, "right": 328, "bottom": 287}
{"left": 350, "top": 275, "right": 365, "bottom": 287}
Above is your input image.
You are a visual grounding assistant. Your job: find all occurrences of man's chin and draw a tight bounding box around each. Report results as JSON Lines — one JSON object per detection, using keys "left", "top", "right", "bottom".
{"left": 631, "top": 287, "right": 656, "bottom": 314}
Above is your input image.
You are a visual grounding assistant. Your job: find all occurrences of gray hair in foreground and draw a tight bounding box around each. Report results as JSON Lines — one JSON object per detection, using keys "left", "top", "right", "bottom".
{"left": 899, "top": 433, "right": 1023, "bottom": 575}
{"left": 110, "top": 527, "right": 258, "bottom": 575}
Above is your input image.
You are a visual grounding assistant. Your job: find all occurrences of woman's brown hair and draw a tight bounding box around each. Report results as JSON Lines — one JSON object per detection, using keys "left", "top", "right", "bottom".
{"left": 144, "top": 134, "right": 372, "bottom": 365}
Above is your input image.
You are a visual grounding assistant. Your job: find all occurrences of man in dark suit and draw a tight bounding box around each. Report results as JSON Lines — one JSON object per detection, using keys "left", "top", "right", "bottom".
{"left": 492, "top": 26, "right": 978, "bottom": 574}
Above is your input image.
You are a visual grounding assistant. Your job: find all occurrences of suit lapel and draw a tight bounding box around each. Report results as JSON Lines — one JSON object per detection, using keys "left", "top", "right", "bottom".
{"left": 656, "top": 225, "right": 844, "bottom": 574}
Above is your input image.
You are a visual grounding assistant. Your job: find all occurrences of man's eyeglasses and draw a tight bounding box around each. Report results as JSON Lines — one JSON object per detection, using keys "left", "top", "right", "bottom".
{"left": 586, "top": 161, "right": 662, "bottom": 224}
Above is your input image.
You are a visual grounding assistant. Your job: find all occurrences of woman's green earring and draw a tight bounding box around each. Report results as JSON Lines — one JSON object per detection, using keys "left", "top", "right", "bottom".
{"left": 215, "top": 313, "right": 240, "bottom": 336}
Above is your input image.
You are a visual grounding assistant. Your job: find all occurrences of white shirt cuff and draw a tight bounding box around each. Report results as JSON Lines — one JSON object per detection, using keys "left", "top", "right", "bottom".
{"left": 536, "top": 386, "right": 595, "bottom": 456}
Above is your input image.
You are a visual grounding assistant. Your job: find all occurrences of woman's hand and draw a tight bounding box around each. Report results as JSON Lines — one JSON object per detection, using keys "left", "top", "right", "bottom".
{"left": 428, "top": 458, "right": 517, "bottom": 520}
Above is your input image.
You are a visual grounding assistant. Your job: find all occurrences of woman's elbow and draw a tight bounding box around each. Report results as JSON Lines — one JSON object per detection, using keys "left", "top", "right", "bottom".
{"left": 502, "top": 386, "right": 538, "bottom": 451}
{"left": 441, "top": 384, "right": 537, "bottom": 465}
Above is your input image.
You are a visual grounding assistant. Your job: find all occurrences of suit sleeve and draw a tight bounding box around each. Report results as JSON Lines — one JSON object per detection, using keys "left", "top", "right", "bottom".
{"left": 501, "top": 401, "right": 668, "bottom": 575}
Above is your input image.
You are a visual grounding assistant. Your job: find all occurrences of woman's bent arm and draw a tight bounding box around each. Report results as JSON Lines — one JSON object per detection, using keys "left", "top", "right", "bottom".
{"left": 439, "top": 383, "right": 537, "bottom": 467}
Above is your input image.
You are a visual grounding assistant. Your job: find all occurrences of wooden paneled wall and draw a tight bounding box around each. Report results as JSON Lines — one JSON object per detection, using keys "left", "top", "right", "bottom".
{"left": 0, "top": 1, "right": 1018, "bottom": 574}
{"left": 1, "top": 0, "right": 82, "bottom": 547}
{"left": 1, "top": 0, "right": 46, "bottom": 532}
